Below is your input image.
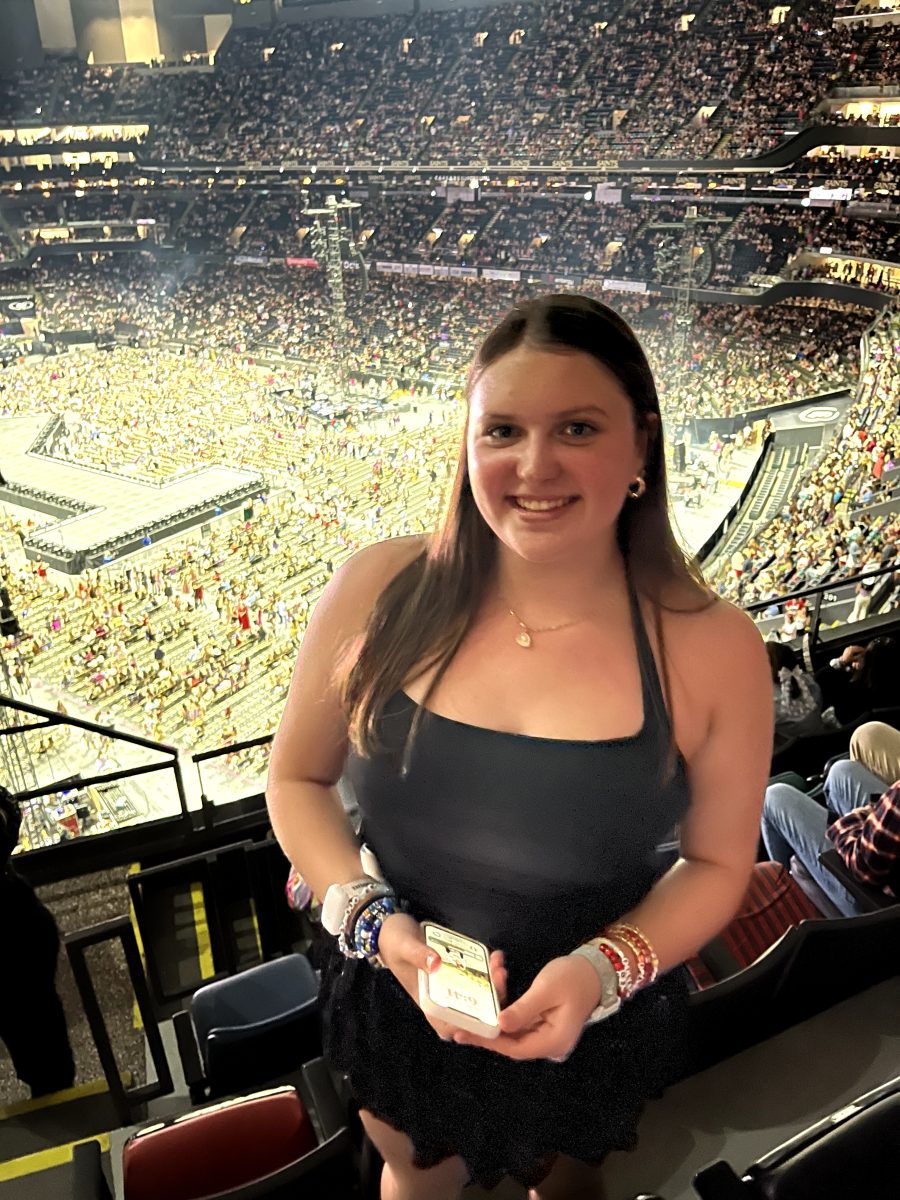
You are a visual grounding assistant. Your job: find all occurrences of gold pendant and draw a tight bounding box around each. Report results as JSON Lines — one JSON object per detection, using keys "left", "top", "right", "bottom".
{"left": 516, "top": 631, "right": 532, "bottom": 648}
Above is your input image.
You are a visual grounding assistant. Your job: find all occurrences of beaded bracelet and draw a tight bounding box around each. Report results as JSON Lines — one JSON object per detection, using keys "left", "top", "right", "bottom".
{"left": 351, "top": 895, "right": 398, "bottom": 964}
{"left": 606, "top": 922, "right": 660, "bottom": 988}
{"left": 604, "top": 927, "right": 650, "bottom": 989}
{"left": 591, "top": 937, "right": 635, "bottom": 1000}
{"left": 336, "top": 882, "right": 395, "bottom": 958}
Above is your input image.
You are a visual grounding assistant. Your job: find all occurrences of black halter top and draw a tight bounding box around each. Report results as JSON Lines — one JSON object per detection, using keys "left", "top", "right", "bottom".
{"left": 344, "top": 584, "right": 691, "bottom": 987}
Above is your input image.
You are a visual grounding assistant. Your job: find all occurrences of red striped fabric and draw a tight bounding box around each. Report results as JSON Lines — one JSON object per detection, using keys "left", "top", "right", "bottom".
{"left": 685, "top": 862, "right": 824, "bottom": 989}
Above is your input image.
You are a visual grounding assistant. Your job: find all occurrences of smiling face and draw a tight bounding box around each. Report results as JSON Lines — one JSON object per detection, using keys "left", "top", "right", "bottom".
{"left": 466, "top": 344, "right": 649, "bottom": 565}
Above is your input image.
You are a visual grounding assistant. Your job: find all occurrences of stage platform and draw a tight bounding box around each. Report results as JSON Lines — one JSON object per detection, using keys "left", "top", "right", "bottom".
{"left": 0, "top": 415, "right": 262, "bottom": 571}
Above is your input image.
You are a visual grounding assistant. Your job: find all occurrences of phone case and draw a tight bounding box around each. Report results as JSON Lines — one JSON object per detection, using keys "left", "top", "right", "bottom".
{"left": 417, "top": 922, "right": 501, "bottom": 1039}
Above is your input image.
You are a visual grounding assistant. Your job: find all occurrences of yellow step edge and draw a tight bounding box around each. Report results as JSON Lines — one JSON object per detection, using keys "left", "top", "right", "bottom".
{"left": 249, "top": 897, "right": 263, "bottom": 960}
{"left": 127, "top": 863, "right": 145, "bottom": 1031}
{"left": 191, "top": 881, "right": 216, "bottom": 981}
{"left": 0, "top": 1132, "right": 111, "bottom": 1184}
{"left": 0, "top": 1073, "right": 132, "bottom": 1122}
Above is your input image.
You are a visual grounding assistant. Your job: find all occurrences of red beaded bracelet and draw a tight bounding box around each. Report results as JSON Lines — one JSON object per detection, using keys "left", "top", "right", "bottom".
{"left": 591, "top": 937, "right": 635, "bottom": 999}
{"left": 607, "top": 922, "right": 659, "bottom": 988}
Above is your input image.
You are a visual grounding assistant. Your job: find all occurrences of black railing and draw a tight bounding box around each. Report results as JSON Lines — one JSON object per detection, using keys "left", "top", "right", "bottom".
{"left": 192, "top": 733, "right": 273, "bottom": 829}
{"left": 743, "top": 561, "right": 900, "bottom": 653}
{"left": 127, "top": 838, "right": 295, "bottom": 1012}
{"left": 696, "top": 433, "right": 774, "bottom": 564}
{"left": 64, "top": 915, "right": 174, "bottom": 1126}
{"left": 0, "top": 695, "right": 190, "bottom": 880}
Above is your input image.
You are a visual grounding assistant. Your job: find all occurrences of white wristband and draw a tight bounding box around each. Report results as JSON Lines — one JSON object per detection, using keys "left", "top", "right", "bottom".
{"left": 570, "top": 943, "right": 621, "bottom": 1025}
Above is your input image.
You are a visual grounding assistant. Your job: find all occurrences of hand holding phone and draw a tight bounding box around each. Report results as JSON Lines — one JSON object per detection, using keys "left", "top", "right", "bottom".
{"left": 417, "top": 922, "right": 502, "bottom": 1039}
{"left": 374, "top": 910, "right": 464, "bottom": 1042}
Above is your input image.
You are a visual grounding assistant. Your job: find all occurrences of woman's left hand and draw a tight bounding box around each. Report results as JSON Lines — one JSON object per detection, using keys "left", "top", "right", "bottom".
{"left": 453, "top": 954, "right": 602, "bottom": 1061}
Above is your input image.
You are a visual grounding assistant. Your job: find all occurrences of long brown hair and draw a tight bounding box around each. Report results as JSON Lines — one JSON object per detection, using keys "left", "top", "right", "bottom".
{"left": 343, "top": 293, "right": 712, "bottom": 765}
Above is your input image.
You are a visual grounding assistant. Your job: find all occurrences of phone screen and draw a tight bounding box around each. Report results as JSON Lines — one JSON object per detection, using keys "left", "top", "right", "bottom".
{"left": 422, "top": 923, "right": 499, "bottom": 1026}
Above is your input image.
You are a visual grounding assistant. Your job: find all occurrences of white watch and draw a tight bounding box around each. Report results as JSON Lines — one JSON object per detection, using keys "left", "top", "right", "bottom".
{"left": 570, "top": 943, "right": 622, "bottom": 1024}
{"left": 321, "top": 878, "right": 379, "bottom": 936}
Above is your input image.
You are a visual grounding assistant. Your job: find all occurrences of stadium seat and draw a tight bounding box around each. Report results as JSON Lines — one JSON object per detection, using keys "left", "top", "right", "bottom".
{"left": 74, "top": 1068, "right": 354, "bottom": 1199}
{"left": 692, "top": 1075, "right": 900, "bottom": 1199}
{"left": 770, "top": 717, "right": 871, "bottom": 781}
{"left": 173, "top": 954, "right": 321, "bottom": 1103}
{"left": 684, "top": 924, "right": 800, "bottom": 1077}
{"left": 684, "top": 905, "right": 900, "bottom": 1078}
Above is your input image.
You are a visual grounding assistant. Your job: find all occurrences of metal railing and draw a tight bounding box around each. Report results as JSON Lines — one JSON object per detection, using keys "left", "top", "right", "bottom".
{"left": 744, "top": 561, "right": 900, "bottom": 653}
{"left": 64, "top": 915, "right": 173, "bottom": 1126}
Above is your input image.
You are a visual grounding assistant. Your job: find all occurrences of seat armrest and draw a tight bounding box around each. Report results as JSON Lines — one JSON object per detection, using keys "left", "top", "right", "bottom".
{"left": 72, "top": 1139, "right": 113, "bottom": 1200}
{"left": 173, "top": 1009, "right": 207, "bottom": 1099}
{"left": 696, "top": 935, "right": 743, "bottom": 982}
{"left": 818, "top": 849, "right": 894, "bottom": 912}
{"left": 693, "top": 1160, "right": 750, "bottom": 1199}
{"left": 302, "top": 1056, "right": 348, "bottom": 1142}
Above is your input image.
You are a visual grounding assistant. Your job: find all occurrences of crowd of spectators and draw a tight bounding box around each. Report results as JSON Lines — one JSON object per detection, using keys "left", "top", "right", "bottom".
{"left": 642, "top": 298, "right": 868, "bottom": 420}
{"left": 709, "top": 312, "right": 900, "bottom": 637}
{"left": 0, "top": 0, "right": 897, "bottom": 165}
{"left": 7, "top": 177, "right": 899, "bottom": 292}
{"left": 0, "top": 241, "right": 895, "bottom": 786}
{"left": 0, "top": 416, "right": 458, "bottom": 760}
{"left": 16, "top": 253, "right": 869, "bottom": 418}
{"left": 678, "top": 0, "right": 866, "bottom": 158}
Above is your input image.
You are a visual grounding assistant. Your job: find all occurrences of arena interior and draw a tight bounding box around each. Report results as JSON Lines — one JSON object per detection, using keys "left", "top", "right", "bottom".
{"left": 0, "top": 0, "right": 899, "bottom": 1195}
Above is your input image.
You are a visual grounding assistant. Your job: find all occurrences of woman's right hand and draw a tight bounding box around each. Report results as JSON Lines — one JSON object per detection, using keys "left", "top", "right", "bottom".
{"left": 377, "top": 913, "right": 508, "bottom": 1042}
{"left": 377, "top": 912, "right": 456, "bottom": 1039}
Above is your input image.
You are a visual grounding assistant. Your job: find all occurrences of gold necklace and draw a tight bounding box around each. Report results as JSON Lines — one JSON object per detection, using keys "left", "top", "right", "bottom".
{"left": 507, "top": 606, "right": 585, "bottom": 649}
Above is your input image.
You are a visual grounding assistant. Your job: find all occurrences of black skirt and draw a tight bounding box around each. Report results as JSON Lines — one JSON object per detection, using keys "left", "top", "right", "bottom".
{"left": 319, "top": 945, "right": 690, "bottom": 1190}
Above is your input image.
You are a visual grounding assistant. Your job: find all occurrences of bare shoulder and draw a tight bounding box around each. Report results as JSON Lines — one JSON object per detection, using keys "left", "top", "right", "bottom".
{"left": 336, "top": 534, "right": 428, "bottom": 591}
{"left": 317, "top": 534, "right": 429, "bottom": 636}
{"left": 663, "top": 592, "right": 769, "bottom": 695}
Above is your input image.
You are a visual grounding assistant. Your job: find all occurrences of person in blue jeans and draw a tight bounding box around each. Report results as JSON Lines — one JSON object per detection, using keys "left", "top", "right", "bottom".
{"left": 761, "top": 759, "right": 889, "bottom": 915}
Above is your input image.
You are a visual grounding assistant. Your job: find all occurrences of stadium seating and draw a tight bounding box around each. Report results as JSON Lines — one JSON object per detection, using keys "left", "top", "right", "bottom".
{"left": 174, "top": 955, "right": 321, "bottom": 1103}
{"left": 692, "top": 1074, "right": 900, "bottom": 1200}
{"left": 72, "top": 1069, "right": 355, "bottom": 1199}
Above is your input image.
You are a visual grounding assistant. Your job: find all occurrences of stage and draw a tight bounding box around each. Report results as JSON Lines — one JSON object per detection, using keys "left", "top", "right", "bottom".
{"left": 0, "top": 414, "right": 263, "bottom": 570}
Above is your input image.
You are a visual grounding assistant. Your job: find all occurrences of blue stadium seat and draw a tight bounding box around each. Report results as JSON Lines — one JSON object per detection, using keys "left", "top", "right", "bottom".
{"left": 174, "top": 954, "right": 321, "bottom": 1102}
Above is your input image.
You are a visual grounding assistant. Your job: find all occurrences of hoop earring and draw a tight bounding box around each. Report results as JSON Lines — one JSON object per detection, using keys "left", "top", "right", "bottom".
{"left": 627, "top": 474, "right": 647, "bottom": 500}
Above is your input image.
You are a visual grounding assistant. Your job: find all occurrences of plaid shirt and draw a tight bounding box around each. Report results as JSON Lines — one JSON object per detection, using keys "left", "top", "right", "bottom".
{"left": 827, "top": 782, "right": 900, "bottom": 895}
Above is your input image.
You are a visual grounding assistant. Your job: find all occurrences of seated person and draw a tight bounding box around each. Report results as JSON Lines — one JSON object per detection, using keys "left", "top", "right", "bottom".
{"left": 761, "top": 721, "right": 900, "bottom": 916}
{"left": 851, "top": 719, "right": 900, "bottom": 786}
{"left": 815, "top": 636, "right": 900, "bottom": 725}
{"left": 766, "top": 640, "right": 825, "bottom": 752}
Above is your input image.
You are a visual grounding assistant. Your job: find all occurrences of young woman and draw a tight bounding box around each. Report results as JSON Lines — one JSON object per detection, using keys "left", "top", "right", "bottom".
{"left": 267, "top": 295, "right": 772, "bottom": 1200}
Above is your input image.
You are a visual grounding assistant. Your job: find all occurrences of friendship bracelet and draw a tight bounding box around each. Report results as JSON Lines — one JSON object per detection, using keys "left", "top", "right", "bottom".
{"left": 604, "top": 928, "right": 650, "bottom": 990}
{"left": 351, "top": 895, "right": 398, "bottom": 964}
{"left": 606, "top": 922, "right": 660, "bottom": 987}
{"left": 336, "top": 882, "right": 395, "bottom": 958}
{"left": 591, "top": 937, "right": 635, "bottom": 999}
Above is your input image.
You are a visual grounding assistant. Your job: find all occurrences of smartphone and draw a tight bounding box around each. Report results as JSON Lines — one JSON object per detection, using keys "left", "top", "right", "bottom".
{"left": 417, "top": 922, "right": 501, "bottom": 1039}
